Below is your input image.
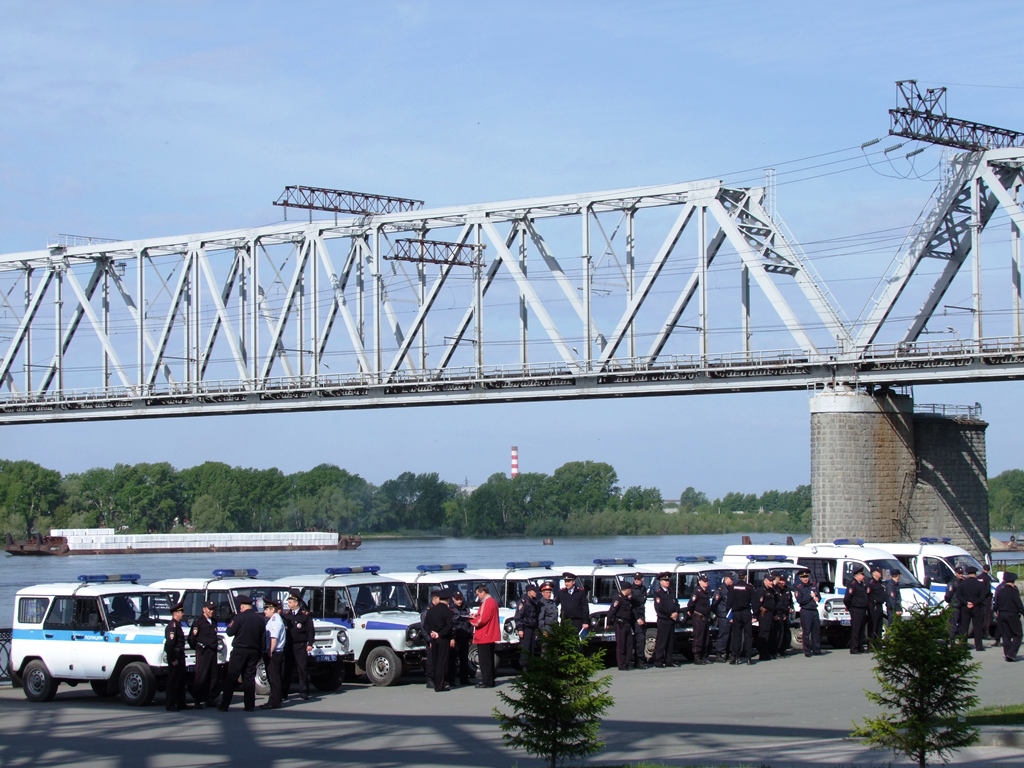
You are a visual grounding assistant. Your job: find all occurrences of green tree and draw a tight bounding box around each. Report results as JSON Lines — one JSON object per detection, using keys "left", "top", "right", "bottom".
{"left": 0, "top": 459, "right": 64, "bottom": 535}
{"left": 493, "top": 620, "right": 613, "bottom": 768}
{"left": 851, "top": 604, "right": 979, "bottom": 768}
{"left": 620, "top": 485, "right": 662, "bottom": 511}
{"left": 190, "top": 494, "right": 235, "bottom": 532}
{"left": 678, "top": 486, "right": 709, "bottom": 512}
{"left": 544, "top": 461, "right": 619, "bottom": 519}
{"left": 990, "top": 469, "right": 1024, "bottom": 529}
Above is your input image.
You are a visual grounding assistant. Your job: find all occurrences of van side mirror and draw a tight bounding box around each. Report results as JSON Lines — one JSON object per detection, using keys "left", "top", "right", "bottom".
{"left": 923, "top": 576, "right": 931, "bottom": 589}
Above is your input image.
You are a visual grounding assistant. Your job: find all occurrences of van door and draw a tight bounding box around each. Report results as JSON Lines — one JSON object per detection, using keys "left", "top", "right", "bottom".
{"left": 70, "top": 597, "right": 109, "bottom": 678}
{"left": 41, "top": 597, "right": 75, "bottom": 677}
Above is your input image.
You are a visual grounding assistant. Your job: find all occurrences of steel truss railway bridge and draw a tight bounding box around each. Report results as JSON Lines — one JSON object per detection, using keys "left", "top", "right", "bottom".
{"left": 2, "top": 121, "right": 1024, "bottom": 424}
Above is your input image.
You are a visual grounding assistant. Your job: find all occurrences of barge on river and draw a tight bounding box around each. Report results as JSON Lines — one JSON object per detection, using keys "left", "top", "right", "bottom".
{"left": 4, "top": 527, "right": 361, "bottom": 556}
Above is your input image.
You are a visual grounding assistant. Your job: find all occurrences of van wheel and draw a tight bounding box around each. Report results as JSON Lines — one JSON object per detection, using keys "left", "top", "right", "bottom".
{"left": 364, "top": 646, "right": 401, "bottom": 686}
{"left": 255, "top": 660, "right": 271, "bottom": 696}
{"left": 91, "top": 680, "right": 118, "bottom": 697}
{"left": 312, "top": 662, "right": 344, "bottom": 692}
{"left": 119, "top": 662, "right": 156, "bottom": 706}
{"left": 467, "top": 645, "right": 480, "bottom": 676}
{"left": 22, "top": 660, "right": 58, "bottom": 702}
{"left": 644, "top": 629, "right": 657, "bottom": 660}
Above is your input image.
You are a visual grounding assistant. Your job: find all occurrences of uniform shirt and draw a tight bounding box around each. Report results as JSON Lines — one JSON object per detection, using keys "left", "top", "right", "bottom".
{"left": 885, "top": 579, "right": 903, "bottom": 615}
{"left": 450, "top": 602, "right": 472, "bottom": 635}
{"left": 514, "top": 594, "right": 539, "bottom": 629}
{"left": 282, "top": 606, "right": 316, "bottom": 649}
{"left": 164, "top": 618, "right": 186, "bottom": 660}
{"left": 727, "top": 581, "right": 754, "bottom": 614}
{"left": 994, "top": 582, "right": 1024, "bottom": 616}
{"left": 226, "top": 608, "right": 265, "bottom": 652}
{"left": 629, "top": 584, "right": 647, "bottom": 623}
{"left": 960, "top": 576, "right": 989, "bottom": 608}
{"left": 775, "top": 585, "right": 793, "bottom": 618}
{"left": 188, "top": 614, "right": 218, "bottom": 651}
{"left": 867, "top": 577, "right": 886, "bottom": 607}
{"left": 557, "top": 586, "right": 590, "bottom": 623}
{"left": 844, "top": 579, "right": 870, "bottom": 610}
{"left": 757, "top": 583, "right": 777, "bottom": 615}
{"left": 424, "top": 602, "right": 454, "bottom": 641}
{"left": 265, "top": 612, "right": 286, "bottom": 655}
{"left": 607, "top": 593, "right": 634, "bottom": 624}
{"left": 795, "top": 581, "right": 819, "bottom": 610}
{"left": 711, "top": 583, "right": 732, "bottom": 618}
{"left": 653, "top": 586, "right": 680, "bottom": 621}
{"left": 686, "top": 585, "right": 711, "bottom": 617}
{"left": 944, "top": 578, "right": 962, "bottom": 608}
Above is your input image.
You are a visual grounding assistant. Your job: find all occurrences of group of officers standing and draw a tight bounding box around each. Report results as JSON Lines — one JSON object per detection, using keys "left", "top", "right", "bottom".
{"left": 162, "top": 591, "right": 318, "bottom": 712}
{"left": 942, "top": 565, "right": 1024, "bottom": 661}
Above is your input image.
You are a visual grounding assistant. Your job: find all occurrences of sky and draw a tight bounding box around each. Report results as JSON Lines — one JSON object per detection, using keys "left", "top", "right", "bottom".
{"left": 1, "top": 1, "right": 1023, "bottom": 500}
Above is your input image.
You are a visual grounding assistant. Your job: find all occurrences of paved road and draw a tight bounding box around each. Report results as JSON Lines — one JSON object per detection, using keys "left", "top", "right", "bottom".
{"left": 1, "top": 649, "right": 1022, "bottom": 767}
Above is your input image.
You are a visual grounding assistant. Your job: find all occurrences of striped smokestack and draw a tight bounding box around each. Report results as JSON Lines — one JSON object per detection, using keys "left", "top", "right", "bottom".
{"left": 511, "top": 446, "right": 519, "bottom": 478}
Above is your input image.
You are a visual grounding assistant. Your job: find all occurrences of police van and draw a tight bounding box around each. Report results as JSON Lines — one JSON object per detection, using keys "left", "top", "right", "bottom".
{"left": 381, "top": 563, "right": 518, "bottom": 670}
{"left": 473, "top": 560, "right": 562, "bottom": 609}
{"left": 276, "top": 566, "right": 425, "bottom": 687}
{"left": 722, "top": 540, "right": 936, "bottom": 646}
{"left": 149, "top": 568, "right": 350, "bottom": 694}
{"left": 865, "top": 539, "right": 990, "bottom": 601}
{"left": 11, "top": 574, "right": 175, "bottom": 706}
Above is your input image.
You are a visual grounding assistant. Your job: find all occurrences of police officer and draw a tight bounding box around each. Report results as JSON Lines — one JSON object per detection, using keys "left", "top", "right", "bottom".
{"left": 866, "top": 566, "right": 886, "bottom": 641}
{"left": 514, "top": 583, "right": 540, "bottom": 665}
{"left": 652, "top": 572, "right": 679, "bottom": 667}
{"left": 945, "top": 566, "right": 965, "bottom": 638}
{"left": 421, "top": 591, "right": 441, "bottom": 688}
{"left": 556, "top": 572, "right": 590, "bottom": 633}
{"left": 261, "top": 599, "right": 286, "bottom": 709}
{"left": 727, "top": 572, "right": 755, "bottom": 664}
{"left": 710, "top": 572, "right": 733, "bottom": 663}
{"left": 774, "top": 572, "right": 793, "bottom": 657}
{"left": 686, "top": 574, "right": 712, "bottom": 664}
{"left": 629, "top": 572, "right": 648, "bottom": 669}
{"left": 794, "top": 571, "right": 821, "bottom": 657}
{"left": 164, "top": 602, "right": 188, "bottom": 711}
{"left": 885, "top": 570, "right": 903, "bottom": 629}
{"left": 282, "top": 590, "right": 315, "bottom": 700}
{"left": 844, "top": 567, "right": 870, "bottom": 654}
{"left": 423, "top": 589, "right": 454, "bottom": 692}
{"left": 537, "top": 582, "right": 559, "bottom": 635}
{"left": 187, "top": 600, "right": 219, "bottom": 708}
{"left": 219, "top": 595, "right": 264, "bottom": 712}
{"left": 959, "top": 566, "right": 989, "bottom": 651}
{"left": 994, "top": 572, "right": 1023, "bottom": 661}
{"left": 607, "top": 580, "right": 635, "bottom": 670}
{"left": 755, "top": 573, "right": 778, "bottom": 661}
{"left": 449, "top": 591, "right": 473, "bottom": 685}
{"left": 980, "top": 564, "right": 997, "bottom": 645}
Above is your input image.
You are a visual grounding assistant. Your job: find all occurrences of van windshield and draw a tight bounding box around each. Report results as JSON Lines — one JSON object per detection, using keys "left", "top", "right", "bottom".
{"left": 949, "top": 554, "right": 984, "bottom": 574}
{"left": 865, "top": 558, "right": 922, "bottom": 587}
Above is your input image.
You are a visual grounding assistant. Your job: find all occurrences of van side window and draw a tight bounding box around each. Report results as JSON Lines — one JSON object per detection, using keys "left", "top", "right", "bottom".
{"left": 44, "top": 597, "right": 74, "bottom": 629}
{"left": 180, "top": 591, "right": 206, "bottom": 621}
{"left": 798, "top": 558, "right": 835, "bottom": 592}
{"left": 73, "top": 597, "right": 103, "bottom": 630}
{"left": 842, "top": 562, "right": 861, "bottom": 586}
{"left": 18, "top": 597, "right": 49, "bottom": 624}
{"left": 325, "top": 588, "right": 352, "bottom": 619}
{"left": 924, "top": 557, "right": 954, "bottom": 584}
{"left": 207, "top": 590, "right": 232, "bottom": 622}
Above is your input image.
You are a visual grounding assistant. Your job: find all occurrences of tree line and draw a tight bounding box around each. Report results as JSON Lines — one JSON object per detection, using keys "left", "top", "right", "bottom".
{"left": 989, "top": 469, "right": 1024, "bottom": 530}
{"left": 0, "top": 457, "right": 812, "bottom": 538}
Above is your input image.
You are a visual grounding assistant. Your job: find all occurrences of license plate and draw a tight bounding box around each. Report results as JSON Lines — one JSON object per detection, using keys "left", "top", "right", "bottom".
{"left": 840, "top": 619, "right": 851, "bottom": 626}
{"left": 310, "top": 652, "right": 337, "bottom": 662}
{"left": 187, "top": 665, "right": 195, "bottom": 672}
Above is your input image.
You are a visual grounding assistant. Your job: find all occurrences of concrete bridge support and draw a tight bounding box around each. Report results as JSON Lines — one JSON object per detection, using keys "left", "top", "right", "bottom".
{"left": 810, "top": 387, "right": 989, "bottom": 558}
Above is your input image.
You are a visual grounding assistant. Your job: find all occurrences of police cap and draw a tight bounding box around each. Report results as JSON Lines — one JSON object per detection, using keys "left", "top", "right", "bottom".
{"left": 954, "top": 566, "right": 964, "bottom": 574}
{"left": 540, "top": 581, "right": 556, "bottom": 591}
{"left": 1004, "top": 572, "right": 1018, "bottom": 583}
{"left": 633, "top": 572, "right": 645, "bottom": 580}
{"left": 871, "top": 565, "right": 882, "bottom": 574}
{"left": 797, "top": 571, "right": 810, "bottom": 578}
{"left": 452, "top": 590, "right": 465, "bottom": 601}
{"left": 203, "top": 600, "right": 216, "bottom": 611}
{"left": 698, "top": 573, "right": 708, "bottom": 582}
{"left": 525, "top": 582, "right": 539, "bottom": 593}
{"left": 288, "top": 591, "right": 301, "bottom": 601}
{"left": 237, "top": 594, "right": 253, "bottom": 605}
{"left": 967, "top": 566, "right": 978, "bottom": 575}
{"left": 657, "top": 572, "right": 671, "bottom": 581}
{"left": 852, "top": 566, "right": 865, "bottom": 575}
{"left": 562, "top": 572, "right": 577, "bottom": 580}
{"left": 436, "top": 588, "right": 452, "bottom": 600}
{"left": 264, "top": 599, "right": 281, "bottom": 610}
{"left": 171, "top": 602, "right": 184, "bottom": 612}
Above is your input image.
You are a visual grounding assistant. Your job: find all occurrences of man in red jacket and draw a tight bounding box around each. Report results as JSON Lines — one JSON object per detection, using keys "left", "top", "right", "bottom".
{"left": 471, "top": 583, "right": 499, "bottom": 688}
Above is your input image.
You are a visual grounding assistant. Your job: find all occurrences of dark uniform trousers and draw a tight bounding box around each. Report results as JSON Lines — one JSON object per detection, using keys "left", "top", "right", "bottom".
{"left": 691, "top": 613, "right": 710, "bottom": 660}
{"left": 614, "top": 621, "right": 634, "bottom": 669}
{"left": 192, "top": 646, "right": 218, "bottom": 703}
{"left": 715, "top": 615, "right": 732, "bottom": 658}
{"left": 429, "top": 639, "right": 451, "bottom": 692}
{"left": 849, "top": 607, "right": 868, "bottom": 651}
{"left": 730, "top": 610, "right": 753, "bottom": 661}
{"left": 520, "top": 627, "right": 537, "bottom": 665}
{"left": 998, "top": 612, "right": 1023, "bottom": 659}
{"left": 451, "top": 628, "right": 472, "bottom": 684}
{"left": 165, "top": 652, "right": 187, "bottom": 710}
{"left": 220, "top": 648, "right": 260, "bottom": 711}
{"left": 800, "top": 608, "right": 821, "bottom": 654}
{"left": 265, "top": 652, "right": 284, "bottom": 707}
{"left": 654, "top": 619, "right": 674, "bottom": 666}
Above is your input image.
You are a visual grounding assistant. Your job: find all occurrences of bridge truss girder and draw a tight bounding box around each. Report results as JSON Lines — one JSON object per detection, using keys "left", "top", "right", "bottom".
{"left": 0, "top": 180, "right": 851, "bottom": 423}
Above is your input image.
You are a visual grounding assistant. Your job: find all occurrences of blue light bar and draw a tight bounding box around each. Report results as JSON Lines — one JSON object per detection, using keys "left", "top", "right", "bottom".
{"left": 746, "top": 555, "right": 789, "bottom": 562}
{"left": 919, "top": 537, "right": 952, "bottom": 544}
{"left": 675, "top": 555, "right": 717, "bottom": 563}
{"left": 77, "top": 573, "right": 141, "bottom": 583}
{"left": 212, "top": 568, "right": 258, "bottom": 578}
{"left": 832, "top": 539, "right": 864, "bottom": 547}
{"left": 506, "top": 560, "right": 555, "bottom": 569}
{"left": 416, "top": 563, "right": 468, "bottom": 572}
{"left": 325, "top": 565, "right": 380, "bottom": 574}
{"left": 593, "top": 558, "right": 637, "bottom": 566}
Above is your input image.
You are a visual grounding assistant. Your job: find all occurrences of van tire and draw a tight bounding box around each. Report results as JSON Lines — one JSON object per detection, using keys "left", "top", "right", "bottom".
{"left": 119, "top": 662, "right": 156, "bottom": 706}
{"left": 364, "top": 646, "right": 401, "bottom": 686}
{"left": 22, "top": 660, "right": 58, "bottom": 702}
{"left": 255, "top": 660, "right": 270, "bottom": 696}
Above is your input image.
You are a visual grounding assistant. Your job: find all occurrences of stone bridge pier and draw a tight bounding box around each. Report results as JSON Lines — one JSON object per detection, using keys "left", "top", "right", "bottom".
{"left": 810, "top": 385, "right": 990, "bottom": 559}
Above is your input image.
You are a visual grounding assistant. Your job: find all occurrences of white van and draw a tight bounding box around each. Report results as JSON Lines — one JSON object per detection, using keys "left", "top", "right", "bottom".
{"left": 722, "top": 540, "right": 936, "bottom": 646}
{"left": 865, "top": 539, "right": 989, "bottom": 601}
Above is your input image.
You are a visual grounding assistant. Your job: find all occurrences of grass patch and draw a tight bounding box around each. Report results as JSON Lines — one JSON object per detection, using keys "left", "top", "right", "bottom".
{"left": 965, "top": 702, "right": 1024, "bottom": 726}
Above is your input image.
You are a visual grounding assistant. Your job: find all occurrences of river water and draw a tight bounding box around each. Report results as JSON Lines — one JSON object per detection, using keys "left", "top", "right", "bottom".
{"left": 2, "top": 531, "right": 1020, "bottom": 624}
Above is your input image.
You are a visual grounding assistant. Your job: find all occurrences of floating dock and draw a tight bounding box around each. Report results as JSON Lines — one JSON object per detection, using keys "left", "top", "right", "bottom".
{"left": 4, "top": 528, "right": 361, "bottom": 556}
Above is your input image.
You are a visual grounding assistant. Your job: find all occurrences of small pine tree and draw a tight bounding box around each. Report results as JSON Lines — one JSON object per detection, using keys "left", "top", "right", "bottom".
{"left": 851, "top": 603, "right": 980, "bottom": 768}
{"left": 492, "top": 619, "right": 614, "bottom": 768}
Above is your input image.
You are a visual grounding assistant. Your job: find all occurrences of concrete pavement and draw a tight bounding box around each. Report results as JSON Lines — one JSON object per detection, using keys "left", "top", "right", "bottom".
{"left": 1, "top": 648, "right": 1023, "bottom": 767}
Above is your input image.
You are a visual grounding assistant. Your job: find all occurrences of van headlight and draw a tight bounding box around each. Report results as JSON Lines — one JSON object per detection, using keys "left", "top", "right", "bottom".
{"left": 337, "top": 628, "right": 349, "bottom": 653}
{"left": 406, "top": 623, "right": 425, "bottom": 647}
